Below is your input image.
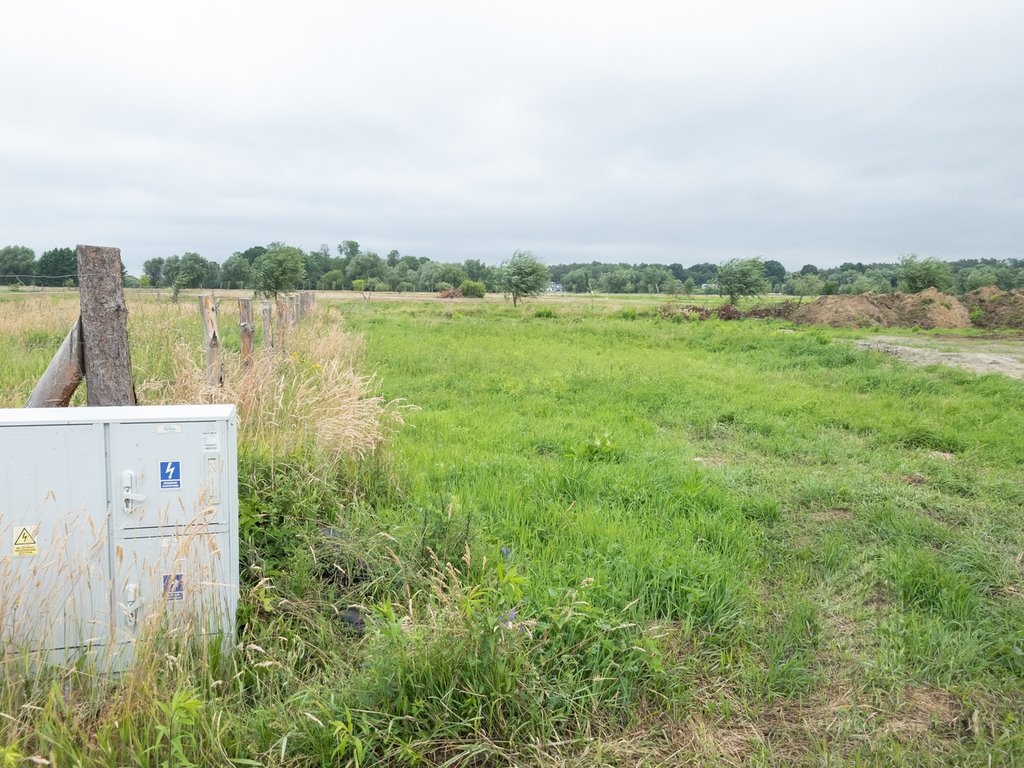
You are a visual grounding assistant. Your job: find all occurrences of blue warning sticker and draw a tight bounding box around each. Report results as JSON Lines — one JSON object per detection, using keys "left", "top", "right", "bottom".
{"left": 163, "top": 573, "right": 184, "bottom": 601}
{"left": 159, "top": 460, "right": 181, "bottom": 489}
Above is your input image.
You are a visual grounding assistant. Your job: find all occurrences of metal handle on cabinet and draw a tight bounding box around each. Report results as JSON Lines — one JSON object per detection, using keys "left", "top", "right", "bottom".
{"left": 121, "top": 470, "right": 145, "bottom": 513}
{"left": 123, "top": 583, "right": 144, "bottom": 627}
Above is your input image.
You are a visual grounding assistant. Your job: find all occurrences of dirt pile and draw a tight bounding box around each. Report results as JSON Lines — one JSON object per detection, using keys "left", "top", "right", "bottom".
{"left": 792, "top": 289, "right": 971, "bottom": 329}
{"left": 959, "top": 286, "right": 1024, "bottom": 329}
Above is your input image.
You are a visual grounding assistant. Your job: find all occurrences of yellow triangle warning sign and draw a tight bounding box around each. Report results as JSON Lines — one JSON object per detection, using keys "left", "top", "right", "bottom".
{"left": 14, "top": 528, "right": 35, "bottom": 546}
{"left": 12, "top": 525, "right": 39, "bottom": 557}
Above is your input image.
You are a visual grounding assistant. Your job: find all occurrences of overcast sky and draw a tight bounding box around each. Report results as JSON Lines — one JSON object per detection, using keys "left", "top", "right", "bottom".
{"left": 2, "top": 1, "right": 1022, "bottom": 273}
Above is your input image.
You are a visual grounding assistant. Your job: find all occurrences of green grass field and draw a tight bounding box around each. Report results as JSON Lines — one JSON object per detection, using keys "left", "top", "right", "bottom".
{"left": 2, "top": 293, "right": 1023, "bottom": 766}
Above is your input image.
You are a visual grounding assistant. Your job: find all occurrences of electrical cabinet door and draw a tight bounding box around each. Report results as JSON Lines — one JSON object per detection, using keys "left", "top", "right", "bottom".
{"left": 0, "top": 423, "right": 110, "bottom": 656}
{"left": 108, "top": 420, "right": 230, "bottom": 532}
{"left": 110, "top": 530, "right": 235, "bottom": 655}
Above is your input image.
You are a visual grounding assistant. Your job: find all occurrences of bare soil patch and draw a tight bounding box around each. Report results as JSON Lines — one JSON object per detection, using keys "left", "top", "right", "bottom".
{"left": 856, "top": 339, "right": 1024, "bottom": 379}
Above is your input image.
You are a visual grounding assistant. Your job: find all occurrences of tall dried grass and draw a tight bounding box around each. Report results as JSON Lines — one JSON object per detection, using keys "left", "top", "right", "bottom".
{"left": 138, "top": 307, "right": 405, "bottom": 464}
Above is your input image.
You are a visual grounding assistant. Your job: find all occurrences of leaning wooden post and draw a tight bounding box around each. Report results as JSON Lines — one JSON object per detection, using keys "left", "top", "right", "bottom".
{"left": 239, "top": 298, "right": 255, "bottom": 368}
{"left": 77, "top": 245, "right": 136, "bottom": 405}
{"left": 198, "top": 295, "right": 224, "bottom": 387}
{"left": 261, "top": 300, "right": 273, "bottom": 350}
{"left": 26, "top": 318, "right": 85, "bottom": 407}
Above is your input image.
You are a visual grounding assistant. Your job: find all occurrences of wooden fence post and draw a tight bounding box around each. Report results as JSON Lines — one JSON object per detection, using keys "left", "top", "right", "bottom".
{"left": 26, "top": 318, "right": 84, "bottom": 407}
{"left": 239, "top": 298, "right": 254, "bottom": 368}
{"left": 275, "top": 296, "right": 288, "bottom": 351}
{"left": 77, "top": 245, "right": 136, "bottom": 405}
{"left": 198, "top": 295, "right": 224, "bottom": 387}
{"left": 262, "top": 300, "right": 273, "bottom": 350}
{"left": 291, "top": 294, "right": 300, "bottom": 325}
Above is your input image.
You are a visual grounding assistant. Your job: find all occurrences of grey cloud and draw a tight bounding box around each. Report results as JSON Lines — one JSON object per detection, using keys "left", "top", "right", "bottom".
{"left": 1, "top": 1, "right": 1022, "bottom": 273}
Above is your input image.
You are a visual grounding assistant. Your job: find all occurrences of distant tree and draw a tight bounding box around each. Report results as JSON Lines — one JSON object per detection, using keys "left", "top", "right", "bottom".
{"left": 502, "top": 250, "right": 550, "bottom": 307}
{"left": 143, "top": 257, "right": 165, "bottom": 287}
{"left": 435, "top": 262, "right": 467, "bottom": 288}
{"left": 221, "top": 253, "right": 252, "bottom": 289}
{"left": 252, "top": 244, "right": 306, "bottom": 297}
{"left": 683, "top": 276, "right": 696, "bottom": 295}
{"left": 897, "top": 255, "right": 953, "bottom": 293}
{"left": 800, "top": 264, "right": 820, "bottom": 275}
{"left": 339, "top": 240, "right": 361, "bottom": 260}
{"left": 319, "top": 269, "right": 346, "bottom": 290}
{"left": 463, "top": 258, "right": 492, "bottom": 284}
{"left": 560, "top": 268, "right": 591, "bottom": 293}
{"left": 600, "top": 268, "right": 634, "bottom": 293}
{"left": 822, "top": 279, "right": 840, "bottom": 295}
{"left": 36, "top": 247, "right": 77, "bottom": 286}
{"left": 762, "top": 259, "right": 786, "bottom": 288}
{"left": 175, "top": 252, "right": 218, "bottom": 288}
{"left": 345, "top": 251, "right": 385, "bottom": 284}
{"left": 687, "top": 262, "right": 719, "bottom": 287}
{"left": 0, "top": 245, "right": 36, "bottom": 284}
{"left": 717, "top": 257, "right": 768, "bottom": 304}
{"left": 959, "top": 267, "right": 999, "bottom": 293}
{"left": 788, "top": 273, "right": 824, "bottom": 301}
{"left": 236, "top": 245, "right": 268, "bottom": 265}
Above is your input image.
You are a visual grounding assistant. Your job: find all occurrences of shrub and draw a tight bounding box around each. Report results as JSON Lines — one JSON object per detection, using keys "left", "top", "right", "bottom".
{"left": 460, "top": 279, "right": 486, "bottom": 298}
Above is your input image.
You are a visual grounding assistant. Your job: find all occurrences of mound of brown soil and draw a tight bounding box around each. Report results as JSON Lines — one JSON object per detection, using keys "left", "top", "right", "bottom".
{"left": 959, "top": 287, "right": 1024, "bottom": 328}
{"left": 792, "top": 289, "right": 970, "bottom": 329}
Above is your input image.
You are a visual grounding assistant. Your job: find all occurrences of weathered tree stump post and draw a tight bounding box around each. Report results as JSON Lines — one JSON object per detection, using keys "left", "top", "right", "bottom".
{"left": 275, "top": 296, "right": 288, "bottom": 351}
{"left": 198, "top": 295, "right": 224, "bottom": 387}
{"left": 262, "top": 300, "right": 273, "bottom": 350}
{"left": 26, "top": 319, "right": 85, "bottom": 407}
{"left": 239, "top": 298, "right": 255, "bottom": 368}
{"left": 77, "top": 245, "right": 136, "bottom": 405}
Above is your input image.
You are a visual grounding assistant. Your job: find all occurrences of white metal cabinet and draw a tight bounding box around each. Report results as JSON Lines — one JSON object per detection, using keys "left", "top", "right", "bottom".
{"left": 0, "top": 405, "right": 239, "bottom": 670}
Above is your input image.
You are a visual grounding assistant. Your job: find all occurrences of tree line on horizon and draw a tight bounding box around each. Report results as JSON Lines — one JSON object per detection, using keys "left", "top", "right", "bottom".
{"left": 1, "top": 242, "right": 1022, "bottom": 298}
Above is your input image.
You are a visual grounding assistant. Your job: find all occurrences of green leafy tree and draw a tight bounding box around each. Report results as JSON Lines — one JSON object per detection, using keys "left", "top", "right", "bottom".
{"left": 339, "top": 240, "right": 361, "bottom": 260}
{"left": 897, "top": 255, "right": 953, "bottom": 293}
{"left": 36, "top": 247, "right": 77, "bottom": 286}
{"left": 319, "top": 269, "right": 346, "bottom": 290}
{"left": 143, "top": 257, "right": 165, "bottom": 287}
{"left": 501, "top": 250, "right": 550, "bottom": 307}
{"left": 600, "top": 268, "right": 634, "bottom": 293}
{"left": 236, "top": 245, "right": 268, "bottom": 265}
{"left": 788, "top": 273, "right": 824, "bottom": 301}
{"left": 220, "top": 254, "right": 252, "bottom": 289}
{"left": 683, "top": 276, "right": 696, "bottom": 295}
{"left": 762, "top": 259, "right": 786, "bottom": 288}
{"left": 252, "top": 244, "right": 306, "bottom": 297}
{"left": 717, "top": 258, "right": 768, "bottom": 304}
{"left": 0, "top": 245, "right": 36, "bottom": 285}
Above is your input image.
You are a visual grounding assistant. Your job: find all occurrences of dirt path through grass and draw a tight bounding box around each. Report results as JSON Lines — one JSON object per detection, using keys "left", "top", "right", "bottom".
{"left": 854, "top": 335, "right": 1024, "bottom": 378}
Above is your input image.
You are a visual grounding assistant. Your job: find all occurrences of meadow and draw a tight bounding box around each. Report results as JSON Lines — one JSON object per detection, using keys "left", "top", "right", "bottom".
{"left": 1, "top": 290, "right": 1023, "bottom": 766}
